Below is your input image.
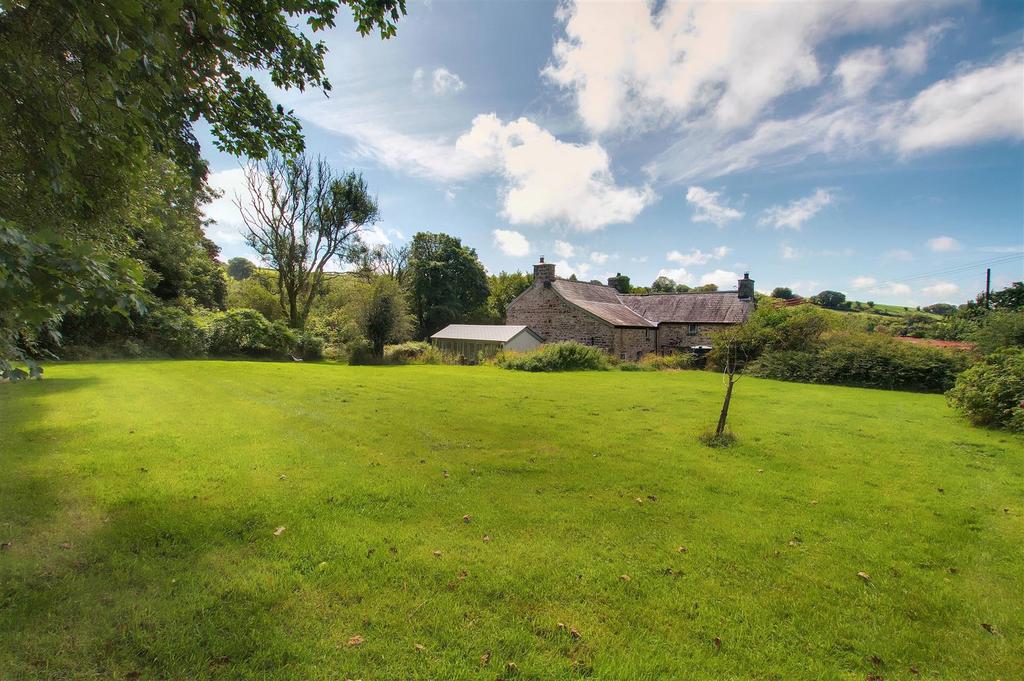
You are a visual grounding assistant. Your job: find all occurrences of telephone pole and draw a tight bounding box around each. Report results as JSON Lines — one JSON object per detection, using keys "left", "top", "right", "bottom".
{"left": 985, "top": 268, "right": 991, "bottom": 309}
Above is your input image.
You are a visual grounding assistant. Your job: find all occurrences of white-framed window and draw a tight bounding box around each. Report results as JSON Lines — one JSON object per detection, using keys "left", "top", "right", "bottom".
{"left": 687, "top": 323, "right": 699, "bottom": 335}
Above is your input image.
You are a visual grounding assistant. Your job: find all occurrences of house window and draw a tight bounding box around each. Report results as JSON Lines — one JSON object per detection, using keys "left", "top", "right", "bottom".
{"left": 687, "top": 323, "right": 699, "bottom": 335}
{"left": 619, "top": 353, "right": 626, "bottom": 360}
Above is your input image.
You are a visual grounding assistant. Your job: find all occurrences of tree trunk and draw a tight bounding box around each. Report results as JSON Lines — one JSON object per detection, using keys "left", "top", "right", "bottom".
{"left": 716, "top": 376, "right": 734, "bottom": 436}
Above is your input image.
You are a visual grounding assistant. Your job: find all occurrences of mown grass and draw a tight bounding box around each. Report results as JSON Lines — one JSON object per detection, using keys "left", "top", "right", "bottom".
{"left": 1, "top": 361, "right": 1021, "bottom": 680}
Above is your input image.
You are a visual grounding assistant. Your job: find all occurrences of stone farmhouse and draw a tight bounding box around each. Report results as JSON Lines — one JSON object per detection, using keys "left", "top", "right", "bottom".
{"left": 506, "top": 259, "right": 755, "bottom": 359}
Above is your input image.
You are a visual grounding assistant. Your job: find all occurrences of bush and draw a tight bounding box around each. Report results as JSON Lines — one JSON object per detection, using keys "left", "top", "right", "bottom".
{"left": 748, "top": 332, "right": 968, "bottom": 393}
{"left": 971, "top": 311, "right": 1024, "bottom": 355}
{"left": 639, "top": 352, "right": 696, "bottom": 370}
{"left": 294, "top": 332, "right": 325, "bottom": 360}
{"left": 207, "top": 309, "right": 294, "bottom": 358}
{"left": 496, "top": 342, "right": 610, "bottom": 372}
{"left": 946, "top": 348, "right": 1024, "bottom": 431}
{"left": 138, "top": 305, "right": 209, "bottom": 357}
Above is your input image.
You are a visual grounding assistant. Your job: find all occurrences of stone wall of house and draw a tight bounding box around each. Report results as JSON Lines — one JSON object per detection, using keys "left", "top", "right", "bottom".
{"left": 507, "top": 283, "right": 615, "bottom": 351}
{"left": 657, "top": 323, "right": 731, "bottom": 350}
{"left": 612, "top": 327, "right": 656, "bottom": 359}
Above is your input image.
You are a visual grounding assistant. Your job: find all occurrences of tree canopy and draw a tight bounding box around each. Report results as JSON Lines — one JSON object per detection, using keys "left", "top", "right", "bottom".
{"left": 408, "top": 232, "right": 488, "bottom": 337}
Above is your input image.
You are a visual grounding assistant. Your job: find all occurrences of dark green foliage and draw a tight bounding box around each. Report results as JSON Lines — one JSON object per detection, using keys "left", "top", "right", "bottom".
{"left": 971, "top": 311, "right": 1024, "bottom": 355}
{"left": 771, "top": 287, "right": 795, "bottom": 299}
{"left": 607, "top": 273, "right": 631, "bottom": 294}
{"left": 651, "top": 276, "right": 676, "bottom": 293}
{"left": 496, "top": 342, "right": 610, "bottom": 372}
{"left": 484, "top": 271, "right": 532, "bottom": 322}
{"left": 812, "top": 290, "right": 850, "bottom": 310}
{"left": 294, "top": 332, "right": 325, "bottom": 361}
{"left": 207, "top": 309, "right": 296, "bottom": 357}
{"left": 227, "top": 258, "right": 255, "bottom": 281}
{"left": 357, "top": 277, "right": 411, "bottom": 358}
{"left": 748, "top": 333, "right": 968, "bottom": 393}
{"left": 923, "top": 303, "right": 957, "bottom": 316}
{"left": 946, "top": 348, "right": 1024, "bottom": 431}
{"left": 408, "top": 232, "right": 489, "bottom": 337}
{"left": 139, "top": 306, "right": 209, "bottom": 357}
{"left": 984, "top": 281, "right": 1024, "bottom": 310}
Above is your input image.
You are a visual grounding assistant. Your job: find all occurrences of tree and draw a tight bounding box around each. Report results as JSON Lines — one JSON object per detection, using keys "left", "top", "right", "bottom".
{"left": 675, "top": 283, "right": 692, "bottom": 293}
{"left": 239, "top": 154, "right": 379, "bottom": 328}
{"left": 357, "top": 277, "right": 412, "bottom": 359}
{"left": 651, "top": 276, "right": 676, "bottom": 293}
{"left": 0, "top": 0, "right": 405, "bottom": 367}
{"left": 987, "top": 282, "right": 1024, "bottom": 311}
{"left": 694, "top": 283, "right": 718, "bottom": 293}
{"left": 946, "top": 348, "right": 1024, "bottom": 432}
{"left": 408, "top": 232, "right": 489, "bottom": 337}
{"left": 813, "top": 290, "right": 848, "bottom": 310}
{"left": 771, "top": 287, "right": 795, "bottom": 299}
{"left": 369, "top": 244, "right": 411, "bottom": 284}
{"left": 923, "top": 303, "right": 957, "bottom": 316}
{"left": 228, "top": 258, "right": 255, "bottom": 281}
{"left": 972, "top": 311, "right": 1024, "bottom": 355}
{"left": 607, "top": 273, "right": 631, "bottom": 294}
{"left": 486, "top": 271, "right": 532, "bottom": 322}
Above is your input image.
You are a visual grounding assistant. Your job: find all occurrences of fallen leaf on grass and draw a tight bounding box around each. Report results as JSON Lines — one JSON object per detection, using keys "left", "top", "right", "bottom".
{"left": 937, "top": 488, "right": 944, "bottom": 493}
{"left": 1, "top": 541, "right": 11, "bottom": 551}
{"left": 909, "top": 666, "right": 919, "bottom": 675}
{"left": 634, "top": 498, "right": 644, "bottom": 505}
{"left": 865, "top": 674, "right": 883, "bottom": 681}
{"left": 757, "top": 468, "right": 764, "bottom": 473}
{"left": 857, "top": 571, "right": 871, "bottom": 583}
{"left": 482, "top": 535, "right": 491, "bottom": 543}
{"left": 414, "top": 643, "right": 426, "bottom": 652}
{"left": 59, "top": 542, "right": 72, "bottom": 550}
{"left": 712, "top": 636, "right": 722, "bottom": 650}
{"left": 462, "top": 514, "right": 472, "bottom": 523}
{"left": 810, "top": 500, "right": 818, "bottom": 506}
{"left": 457, "top": 570, "right": 468, "bottom": 580}
{"left": 279, "top": 474, "right": 287, "bottom": 480}
{"left": 788, "top": 537, "right": 802, "bottom": 547}
{"left": 505, "top": 661, "right": 518, "bottom": 672}
{"left": 442, "top": 470, "right": 450, "bottom": 478}
{"left": 570, "top": 627, "right": 581, "bottom": 640}
{"left": 647, "top": 495, "right": 658, "bottom": 502}
{"left": 480, "top": 652, "right": 491, "bottom": 666}
{"left": 870, "top": 655, "right": 883, "bottom": 667}
{"left": 677, "top": 546, "right": 688, "bottom": 554}
{"left": 273, "top": 527, "right": 286, "bottom": 537}
{"left": 432, "top": 550, "right": 442, "bottom": 557}
{"left": 346, "top": 634, "right": 364, "bottom": 647}
{"left": 620, "top": 574, "right": 631, "bottom": 582}
{"left": 981, "top": 622, "right": 996, "bottom": 634}
{"left": 211, "top": 656, "right": 230, "bottom": 666}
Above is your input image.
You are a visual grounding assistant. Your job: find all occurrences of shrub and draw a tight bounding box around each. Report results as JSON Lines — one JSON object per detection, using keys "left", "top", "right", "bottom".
{"left": 619, "top": 361, "right": 645, "bottom": 372}
{"left": 138, "top": 305, "right": 209, "bottom": 357}
{"left": 971, "top": 311, "right": 1024, "bottom": 355}
{"left": 207, "top": 309, "right": 294, "bottom": 358}
{"left": 496, "top": 341, "right": 610, "bottom": 372}
{"left": 640, "top": 352, "right": 696, "bottom": 371}
{"left": 946, "top": 348, "right": 1024, "bottom": 431}
{"left": 381, "top": 341, "right": 443, "bottom": 364}
{"left": 748, "top": 332, "right": 968, "bottom": 393}
{"left": 294, "top": 332, "right": 325, "bottom": 360}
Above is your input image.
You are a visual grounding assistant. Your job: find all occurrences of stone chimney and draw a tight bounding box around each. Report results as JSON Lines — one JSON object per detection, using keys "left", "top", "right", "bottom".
{"left": 533, "top": 256, "right": 556, "bottom": 284}
{"left": 738, "top": 272, "right": 754, "bottom": 299}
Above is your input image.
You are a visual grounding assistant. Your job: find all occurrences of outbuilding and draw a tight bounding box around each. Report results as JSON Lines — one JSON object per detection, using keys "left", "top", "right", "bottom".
{"left": 430, "top": 324, "right": 543, "bottom": 360}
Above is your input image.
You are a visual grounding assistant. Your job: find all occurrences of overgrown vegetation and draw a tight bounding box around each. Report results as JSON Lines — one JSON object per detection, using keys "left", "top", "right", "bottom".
{"left": 946, "top": 348, "right": 1024, "bottom": 432}
{"left": 496, "top": 341, "right": 610, "bottom": 372}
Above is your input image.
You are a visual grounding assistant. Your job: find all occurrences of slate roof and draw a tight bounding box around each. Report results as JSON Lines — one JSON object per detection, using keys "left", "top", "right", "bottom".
{"left": 551, "top": 279, "right": 656, "bottom": 328}
{"left": 551, "top": 279, "right": 753, "bottom": 327}
{"left": 431, "top": 324, "right": 543, "bottom": 343}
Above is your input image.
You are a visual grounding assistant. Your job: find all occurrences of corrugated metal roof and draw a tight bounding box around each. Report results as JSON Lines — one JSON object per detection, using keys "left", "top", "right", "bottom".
{"left": 431, "top": 325, "right": 540, "bottom": 342}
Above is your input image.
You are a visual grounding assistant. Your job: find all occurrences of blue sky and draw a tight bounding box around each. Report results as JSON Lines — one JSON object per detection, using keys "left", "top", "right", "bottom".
{"left": 201, "top": 0, "right": 1024, "bottom": 305}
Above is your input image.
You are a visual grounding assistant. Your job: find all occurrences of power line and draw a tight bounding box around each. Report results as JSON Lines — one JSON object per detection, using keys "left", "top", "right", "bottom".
{"left": 880, "top": 253, "right": 1022, "bottom": 286}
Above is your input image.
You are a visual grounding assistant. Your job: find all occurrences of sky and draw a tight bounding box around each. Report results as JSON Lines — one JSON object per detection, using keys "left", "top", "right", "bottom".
{"left": 200, "top": 0, "right": 1024, "bottom": 306}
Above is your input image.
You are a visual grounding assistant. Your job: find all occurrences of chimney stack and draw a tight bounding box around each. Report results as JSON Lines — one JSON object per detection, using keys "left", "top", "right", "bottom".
{"left": 534, "top": 257, "right": 556, "bottom": 284}
{"left": 738, "top": 272, "right": 754, "bottom": 299}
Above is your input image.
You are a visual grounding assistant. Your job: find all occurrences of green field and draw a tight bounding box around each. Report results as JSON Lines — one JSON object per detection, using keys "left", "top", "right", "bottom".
{"left": 1, "top": 362, "right": 1021, "bottom": 679}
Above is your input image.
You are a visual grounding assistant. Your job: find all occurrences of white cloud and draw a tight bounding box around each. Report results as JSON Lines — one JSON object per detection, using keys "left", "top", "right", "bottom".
{"left": 657, "top": 267, "right": 695, "bottom": 286}
{"left": 553, "top": 240, "right": 577, "bottom": 259}
{"left": 921, "top": 281, "right": 960, "bottom": 297}
{"left": 554, "top": 259, "right": 592, "bottom": 280}
{"left": 647, "top": 48, "right": 1024, "bottom": 183}
{"left": 492, "top": 229, "right": 531, "bottom": 257}
{"left": 544, "top": 0, "right": 941, "bottom": 134}
{"left": 927, "top": 235, "right": 961, "bottom": 252}
{"left": 760, "top": 189, "right": 834, "bottom": 230}
{"left": 455, "top": 114, "right": 657, "bottom": 231}
{"left": 884, "top": 248, "right": 915, "bottom": 261}
{"left": 203, "top": 167, "right": 252, "bottom": 249}
{"left": 834, "top": 25, "right": 947, "bottom": 99}
{"left": 685, "top": 187, "right": 744, "bottom": 227}
{"left": 897, "top": 50, "right": 1024, "bottom": 153}
{"left": 870, "top": 282, "right": 913, "bottom": 296}
{"left": 589, "top": 251, "right": 610, "bottom": 264}
{"left": 414, "top": 66, "right": 466, "bottom": 96}
{"left": 851, "top": 276, "right": 877, "bottom": 289}
{"left": 787, "top": 280, "right": 821, "bottom": 296}
{"left": 700, "top": 269, "right": 741, "bottom": 289}
{"left": 781, "top": 244, "right": 801, "bottom": 260}
{"left": 444, "top": 189, "right": 456, "bottom": 203}
{"left": 978, "top": 245, "right": 1024, "bottom": 253}
{"left": 667, "top": 246, "right": 731, "bottom": 266}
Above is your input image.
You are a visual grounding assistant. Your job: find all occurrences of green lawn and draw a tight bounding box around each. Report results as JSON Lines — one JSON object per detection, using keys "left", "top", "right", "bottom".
{"left": 1, "top": 361, "right": 1021, "bottom": 680}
